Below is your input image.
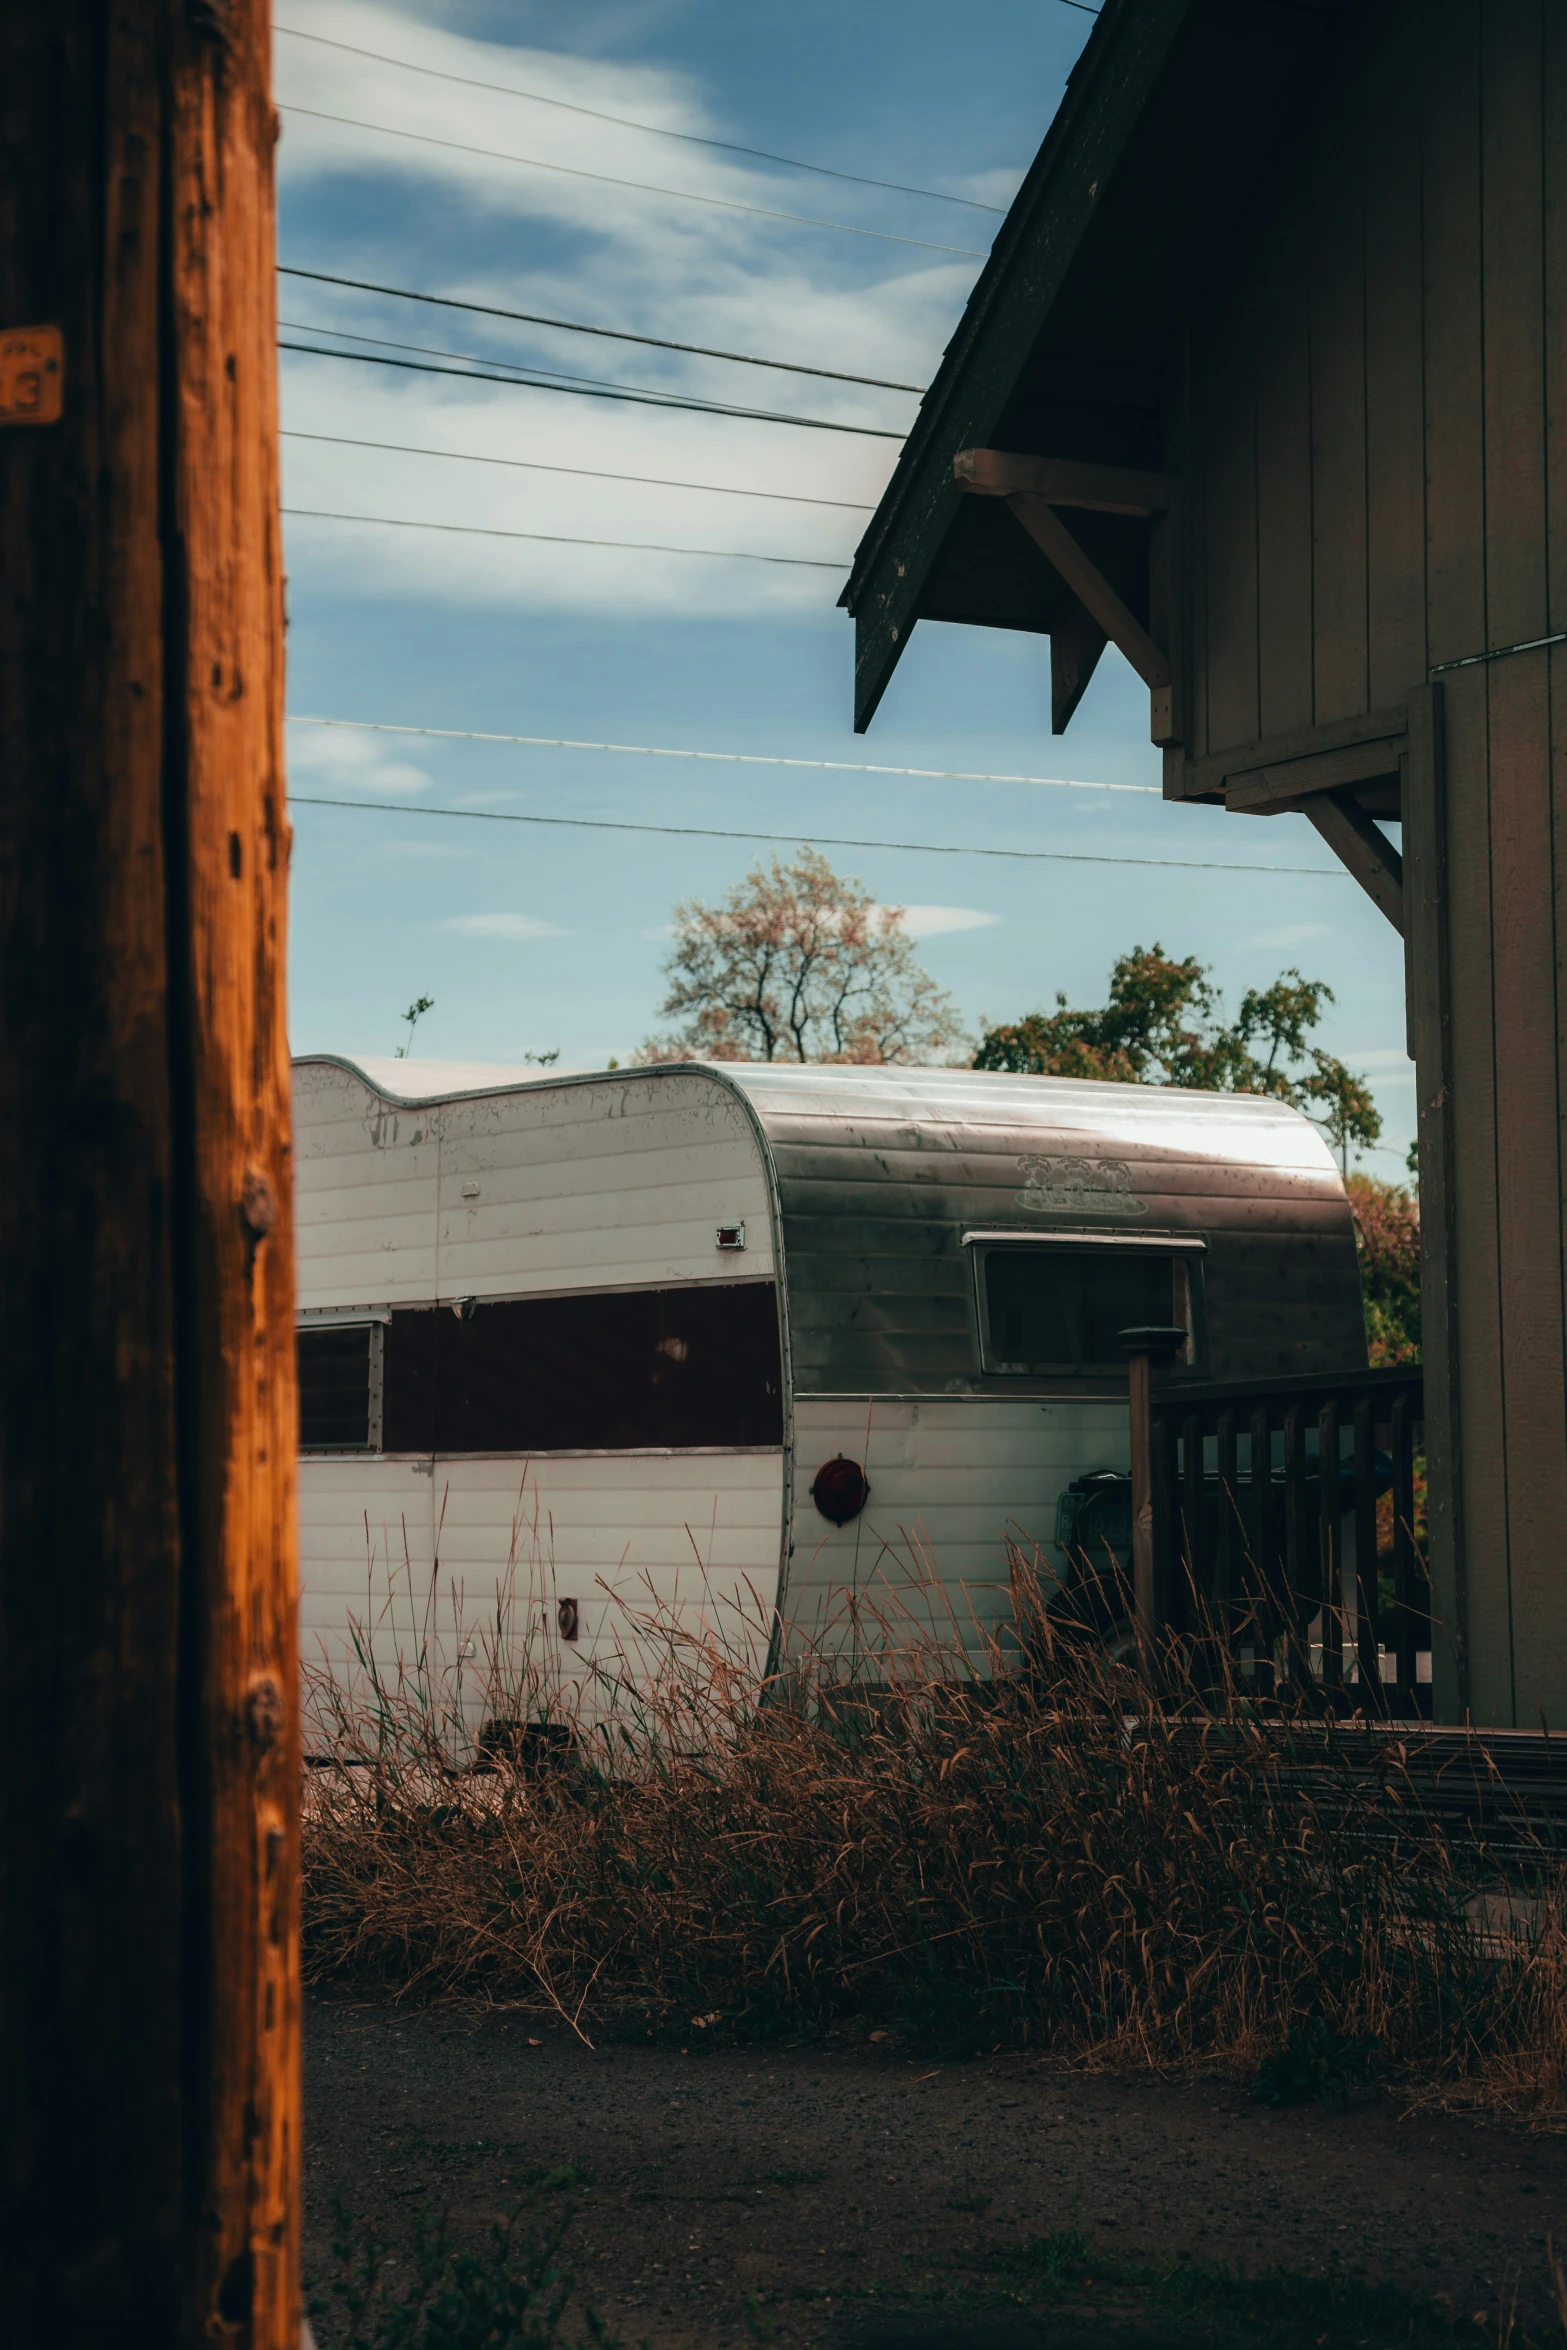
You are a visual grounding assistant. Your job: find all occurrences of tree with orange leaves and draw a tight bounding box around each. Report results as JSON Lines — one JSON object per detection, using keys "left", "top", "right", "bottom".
{"left": 642, "top": 847, "right": 965, "bottom": 1065}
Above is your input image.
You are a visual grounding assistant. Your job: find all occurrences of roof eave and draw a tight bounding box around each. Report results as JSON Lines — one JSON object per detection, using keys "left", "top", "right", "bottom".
{"left": 841, "top": 0, "right": 1192, "bottom": 732}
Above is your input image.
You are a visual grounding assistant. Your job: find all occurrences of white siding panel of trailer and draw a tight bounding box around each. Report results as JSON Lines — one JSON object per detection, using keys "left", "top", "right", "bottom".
{"left": 301, "top": 1451, "right": 783, "bottom": 1731}
{"left": 426, "top": 1450, "right": 782, "bottom": 1663}
{"left": 294, "top": 1064, "right": 774, "bottom": 1313}
{"left": 297, "top": 1458, "right": 440, "bottom": 1734}
{"left": 784, "top": 1397, "right": 1128, "bottom": 1662}
{"left": 294, "top": 1063, "right": 441, "bottom": 1308}
{"left": 434, "top": 1074, "right": 774, "bottom": 1298}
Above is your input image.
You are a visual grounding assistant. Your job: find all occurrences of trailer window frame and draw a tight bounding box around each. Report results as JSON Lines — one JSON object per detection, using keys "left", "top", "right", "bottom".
{"left": 297, "top": 1309, "right": 388, "bottom": 1452}
{"left": 963, "top": 1231, "right": 1208, "bottom": 1380}
{"left": 366, "top": 1280, "right": 784, "bottom": 1457}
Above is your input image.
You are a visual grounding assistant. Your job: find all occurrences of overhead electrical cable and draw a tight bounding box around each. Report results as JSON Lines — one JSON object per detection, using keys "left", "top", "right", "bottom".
{"left": 280, "top": 430, "right": 877, "bottom": 511}
{"left": 288, "top": 715, "right": 1161, "bottom": 795}
{"left": 278, "top": 104, "right": 990, "bottom": 258}
{"left": 287, "top": 793, "right": 1345, "bottom": 879}
{"left": 276, "top": 266, "right": 926, "bottom": 393}
{"left": 277, "top": 339, "right": 907, "bottom": 437}
{"left": 283, "top": 507, "right": 846, "bottom": 568}
{"left": 276, "top": 317, "right": 908, "bottom": 422}
{"left": 272, "top": 25, "right": 1010, "bottom": 212}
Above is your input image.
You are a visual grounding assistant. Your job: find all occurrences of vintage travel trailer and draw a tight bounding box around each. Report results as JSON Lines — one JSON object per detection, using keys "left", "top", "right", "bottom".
{"left": 293, "top": 1055, "right": 1365, "bottom": 1710}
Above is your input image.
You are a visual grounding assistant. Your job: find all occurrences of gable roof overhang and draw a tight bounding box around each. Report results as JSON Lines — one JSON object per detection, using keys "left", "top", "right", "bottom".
{"left": 840, "top": 0, "right": 1355, "bottom": 736}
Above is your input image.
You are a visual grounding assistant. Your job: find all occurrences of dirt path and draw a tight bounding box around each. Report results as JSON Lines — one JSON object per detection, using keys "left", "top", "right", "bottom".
{"left": 304, "top": 1991, "right": 1567, "bottom": 2346}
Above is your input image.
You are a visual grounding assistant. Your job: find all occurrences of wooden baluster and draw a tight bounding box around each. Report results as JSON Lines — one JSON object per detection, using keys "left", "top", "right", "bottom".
{"left": 1283, "top": 1404, "right": 1311, "bottom": 1693}
{"left": 1391, "top": 1388, "right": 1419, "bottom": 1711}
{"left": 1250, "top": 1403, "right": 1277, "bottom": 1698}
{"left": 1214, "top": 1406, "right": 1239, "bottom": 1692}
{"left": 1214, "top": 1407, "right": 1238, "bottom": 1612}
{"left": 1318, "top": 1399, "right": 1343, "bottom": 1701}
{"left": 1353, "top": 1395, "right": 1382, "bottom": 1711}
{"left": 1182, "top": 1406, "right": 1205, "bottom": 1643}
{"left": 1157, "top": 1406, "right": 1183, "bottom": 1644}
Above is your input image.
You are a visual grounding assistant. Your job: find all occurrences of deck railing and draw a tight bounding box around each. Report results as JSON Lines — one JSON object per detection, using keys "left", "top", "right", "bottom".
{"left": 1122, "top": 1341, "right": 1429, "bottom": 1716}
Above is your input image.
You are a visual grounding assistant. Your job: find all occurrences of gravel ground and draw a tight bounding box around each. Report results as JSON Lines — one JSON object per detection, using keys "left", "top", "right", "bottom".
{"left": 304, "top": 1990, "right": 1567, "bottom": 2347}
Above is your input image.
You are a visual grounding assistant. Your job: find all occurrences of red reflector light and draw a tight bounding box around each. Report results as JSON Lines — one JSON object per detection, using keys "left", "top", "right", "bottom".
{"left": 810, "top": 1456, "right": 869, "bottom": 1525}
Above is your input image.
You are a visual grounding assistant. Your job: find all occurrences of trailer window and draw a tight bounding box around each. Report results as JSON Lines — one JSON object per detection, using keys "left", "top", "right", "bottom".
{"left": 380, "top": 1281, "right": 783, "bottom": 1453}
{"left": 298, "top": 1322, "right": 384, "bottom": 1450}
{"left": 974, "top": 1244, "right": 1200, "bottom": 1377}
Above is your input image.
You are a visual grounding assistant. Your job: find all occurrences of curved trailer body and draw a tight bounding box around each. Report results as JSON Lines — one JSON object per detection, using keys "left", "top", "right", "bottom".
{"left": 293, "top": 1056, "right": 1364, "bottom": 1708}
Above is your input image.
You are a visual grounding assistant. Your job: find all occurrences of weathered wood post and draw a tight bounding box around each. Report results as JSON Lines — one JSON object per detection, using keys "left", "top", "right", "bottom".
{"left": 1120, "top": 1326, "right": 1188, "bottom": 1670}
{"left": 0, "top": 2, "right": 298, "bottom": 2342}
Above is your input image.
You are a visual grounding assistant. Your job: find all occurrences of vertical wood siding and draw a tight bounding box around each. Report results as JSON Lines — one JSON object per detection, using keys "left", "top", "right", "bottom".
{"left": 1187, "top": 0, "right": 1567, "bottom": 1722}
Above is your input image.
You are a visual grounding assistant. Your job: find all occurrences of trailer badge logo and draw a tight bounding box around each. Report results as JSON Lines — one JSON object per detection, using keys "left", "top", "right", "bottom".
{"left": 1017, "top": 1154, "right": 1148, "bottom": 1217}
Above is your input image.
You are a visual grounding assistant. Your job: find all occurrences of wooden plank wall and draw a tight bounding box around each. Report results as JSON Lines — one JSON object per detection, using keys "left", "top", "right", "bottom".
{"left": 1187, "top": 0, "right": 1567, "bottom": 1726}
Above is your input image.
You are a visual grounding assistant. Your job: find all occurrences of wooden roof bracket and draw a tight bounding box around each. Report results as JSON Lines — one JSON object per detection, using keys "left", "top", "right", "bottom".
{"left": 1303, "top": 790, "right": 1404, "bottom": 935}
{"left": 954, "top": 450, "right": 1177, "bottom": 745}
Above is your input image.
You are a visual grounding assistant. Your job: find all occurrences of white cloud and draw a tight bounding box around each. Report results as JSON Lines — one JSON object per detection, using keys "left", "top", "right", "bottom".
{"left": 286, "top": 717, "right": 433, "bottom": 796}
{"left": 1236, "top": 922, "right": 1330, "bottom": 949}
{"left": 952, "top": 165, "right": 1027, "bottom": 211}
{"left": 882, "top": 904, "right": 1001, "bottom": 937}
{"left": 273, "top": 0, "right": 983, "bottom": 620}
{"left": 439, "top": 911, "right": 568, "bottom": 937}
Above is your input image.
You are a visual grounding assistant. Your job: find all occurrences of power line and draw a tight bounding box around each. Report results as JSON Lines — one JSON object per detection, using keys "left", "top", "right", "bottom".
{"left": 281, "top": 431, "right": 876, "bottom": 512}
{"left": 287, "top": 793, "right": 1345, "bottom": 878}
{"left": 283, "top": 507, "right": 846, "bottom": 569}
{"left": 289, "top": 715, "right": 1161, "bottom": 795}
{"left": 277, "top": 266, "right": 925, "bottom": 394}
{"left": 277, "top": 339, "right": 907, "bottom": 438}
{"left": 278, "top": 104, "right": 990, "bottom": 259}
{"left": 273, "top": 25, "right": 1010, "bottom": 214}
{"left": 276, "top": 317, "right": 905, "bottom": 426}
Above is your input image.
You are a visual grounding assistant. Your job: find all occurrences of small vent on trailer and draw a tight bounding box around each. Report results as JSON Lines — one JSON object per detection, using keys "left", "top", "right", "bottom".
{"left": 716, "top": 1221, "right": 746, "bottom": 1251}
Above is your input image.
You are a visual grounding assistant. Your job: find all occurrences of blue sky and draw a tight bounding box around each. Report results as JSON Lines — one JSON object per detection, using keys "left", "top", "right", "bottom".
{"left": 277, "top": 0, "right": 1413, "bottom": 1168}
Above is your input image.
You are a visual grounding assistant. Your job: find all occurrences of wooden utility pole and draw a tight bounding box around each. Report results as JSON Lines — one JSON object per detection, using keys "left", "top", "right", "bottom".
{"left": 0, "top": 3, "right": 299, "bottom": 2343}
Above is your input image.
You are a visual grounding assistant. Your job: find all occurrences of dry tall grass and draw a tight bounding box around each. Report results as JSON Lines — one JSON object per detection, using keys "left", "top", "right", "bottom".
{"left": 301, "top": 1542, "right": 1567, "bottom": 2106}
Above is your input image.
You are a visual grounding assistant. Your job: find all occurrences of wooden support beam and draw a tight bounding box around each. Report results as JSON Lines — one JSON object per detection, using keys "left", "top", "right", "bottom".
{"left": 1404, "top": 684, "right": 1465, "bottom": 1719}
{"left": 955, "top": 446, "right": 1175, "bottom": 514}
{"left": 1303, "top": 789, "right": 1405, "bottom": 932}
{"left": 953, "top": 451, "right": 1177, "bottom": 742}
{"left": 1226, "top": 735, "right": 1405, "bottom": 812}
{"left": 1, "top": 1, "right": 299, "bottom": 2342}
{"left": 1002, "top": 493, "right": 1175, "bottom": 741}
{"left": 1051, "top": 605, "right": 1110, "bottom": 734}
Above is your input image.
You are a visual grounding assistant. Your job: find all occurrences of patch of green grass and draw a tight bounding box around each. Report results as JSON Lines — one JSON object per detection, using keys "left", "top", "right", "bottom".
{"left": 938, "top": 2230, "right": 1485, "bottom": 2346}
{"left": 521, "top": 2163, "right": 595, "bottom": 2195}
{"left": 390, "top": 2137, "right": 592, "bottom": 2198}
{"left": 1148, "top": 2258, "right": 1478, "bottom": 2345}
{"left": 1253, "top": 2018, "right": 1383, "bottom": 2108}
{"left": 310, "top": 2194, "right": 613, "bottom": 2350}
